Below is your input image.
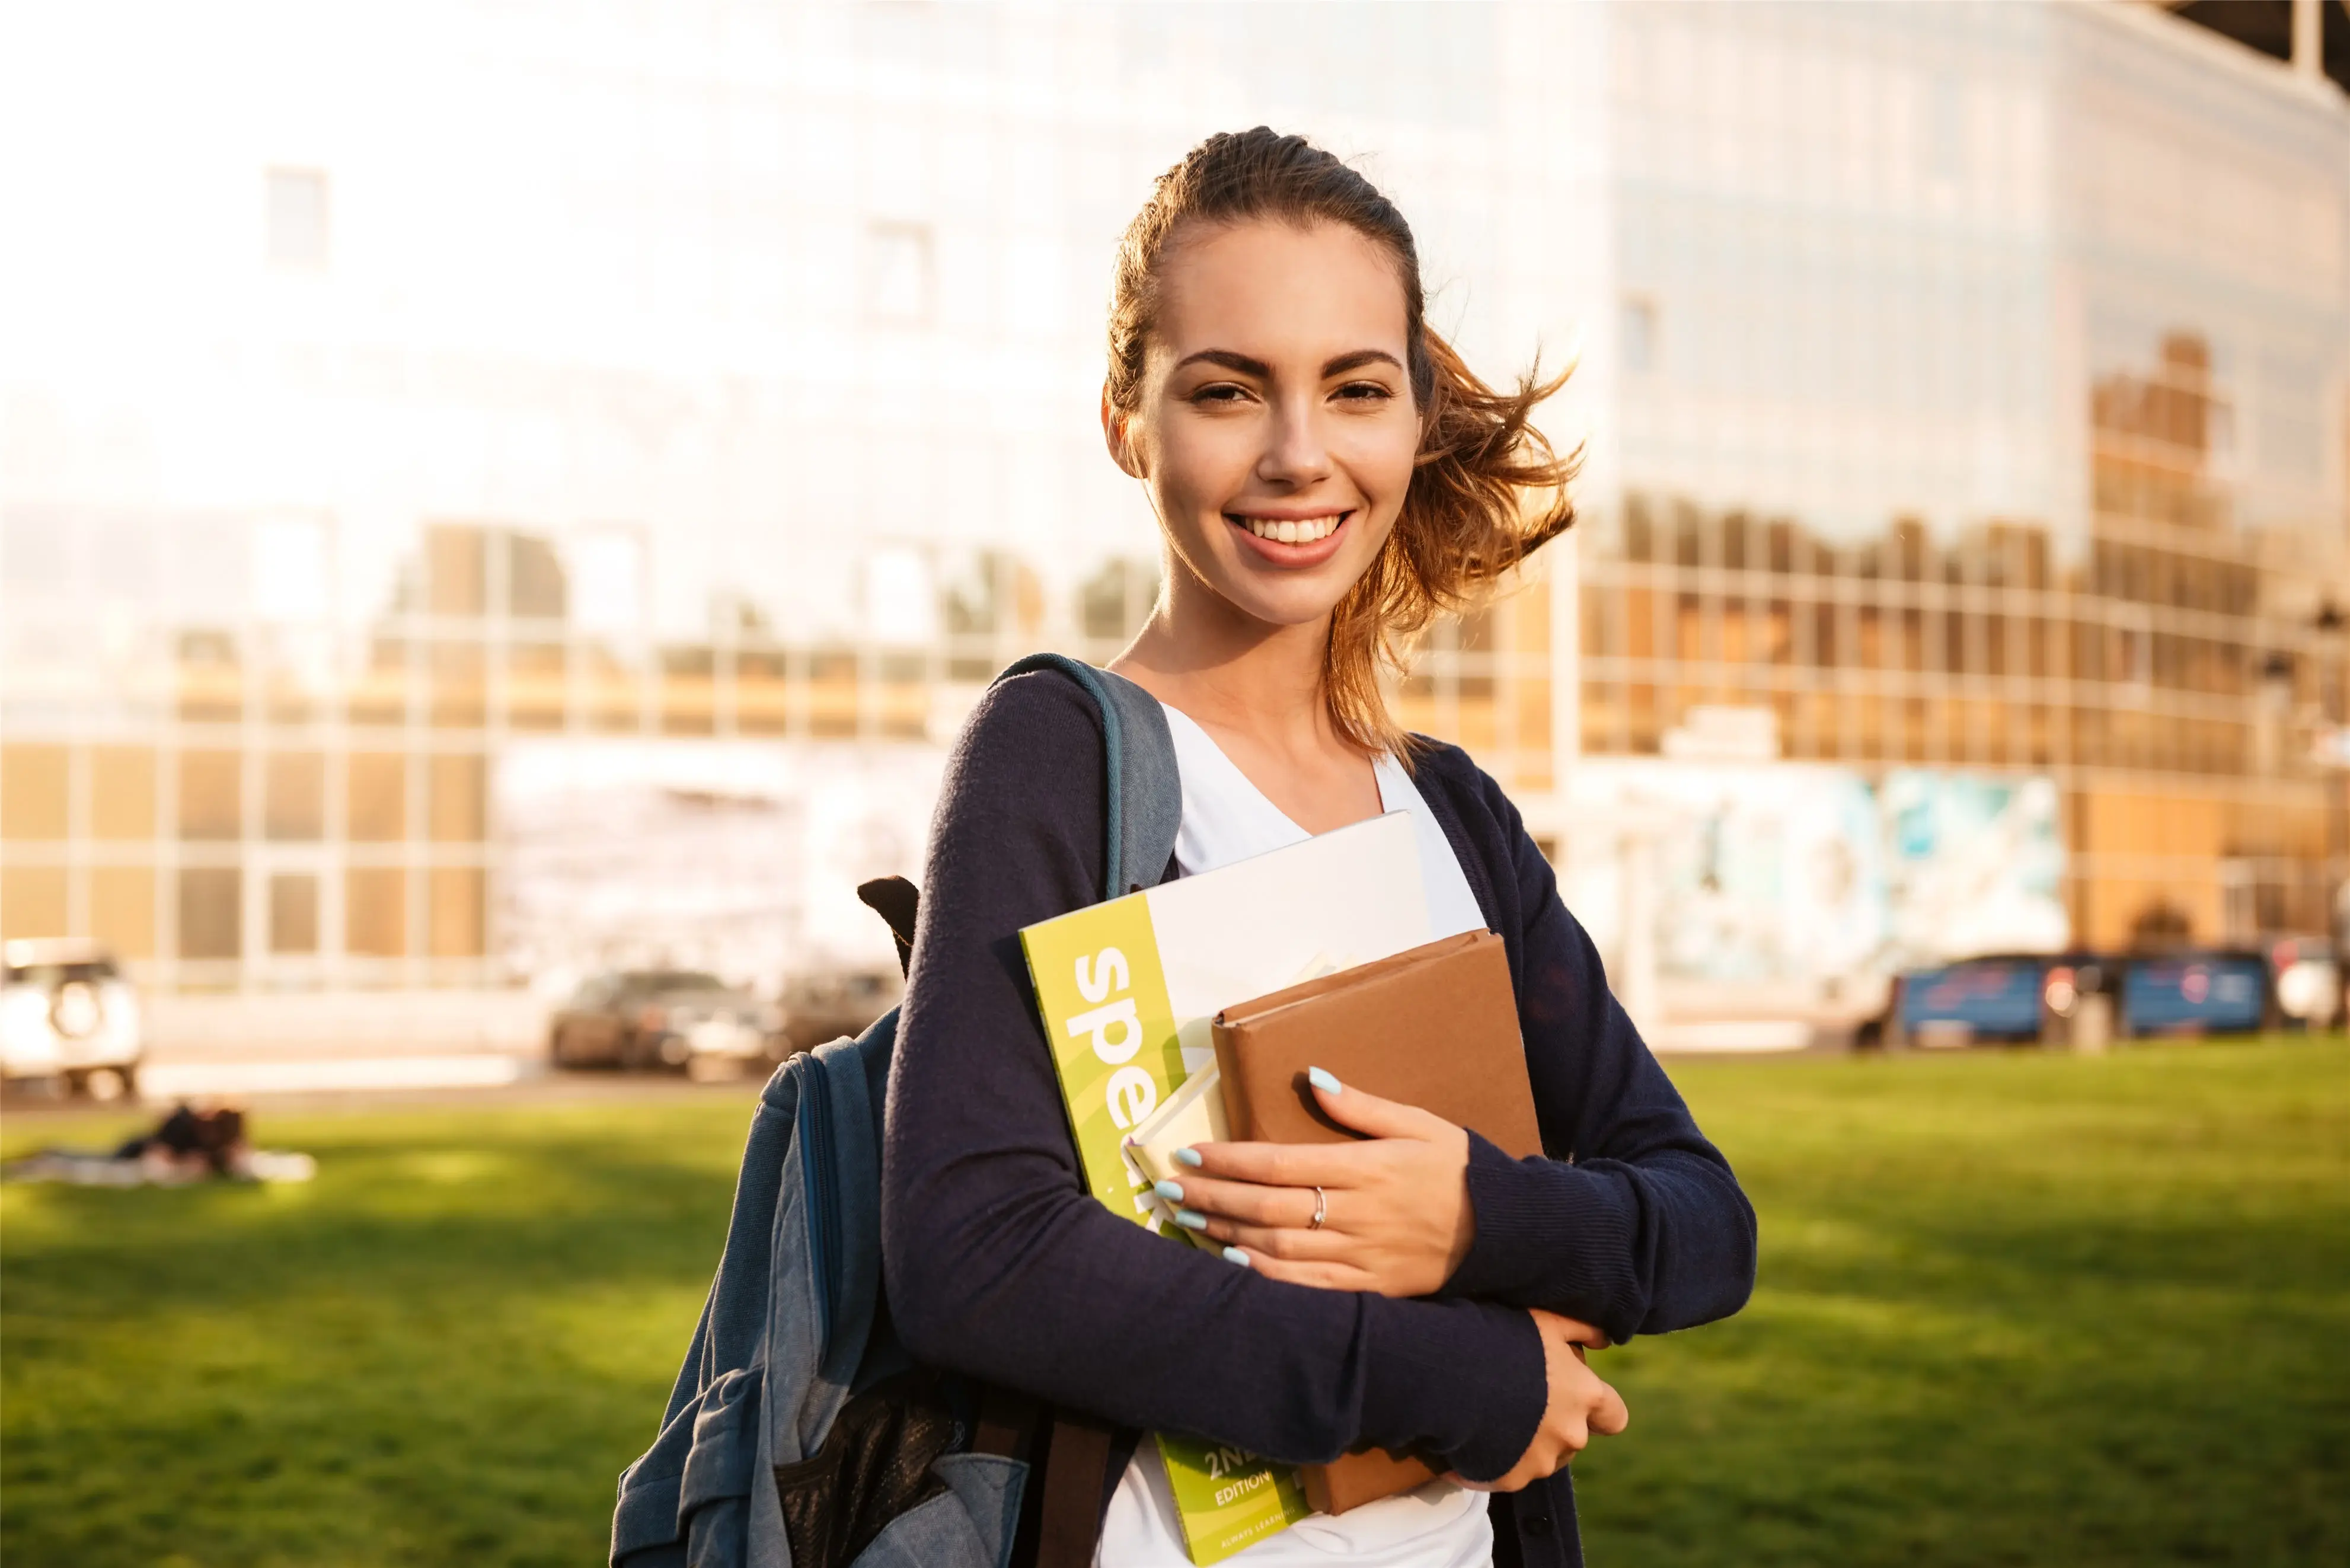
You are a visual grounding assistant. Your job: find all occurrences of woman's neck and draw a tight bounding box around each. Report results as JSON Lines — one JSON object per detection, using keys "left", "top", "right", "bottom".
{"left": 1108, "top": 561, "right": 1384, "bottom": 833}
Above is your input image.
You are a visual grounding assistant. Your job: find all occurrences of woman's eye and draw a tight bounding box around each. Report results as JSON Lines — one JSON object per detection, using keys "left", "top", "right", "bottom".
{"left": 1334, "top": 381, "right": 1393, "bottom": 403}
{"left": 1187, "top": 383, "right": 1249, "bottom": 405}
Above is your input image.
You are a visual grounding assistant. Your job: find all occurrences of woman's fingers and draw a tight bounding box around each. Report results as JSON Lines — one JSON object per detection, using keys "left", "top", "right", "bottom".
{"left": 1180, "top": 1139, "right": 1368, "bottom": 1190}
{"left": 1551, "top": 1315, "right": 1611, "bottom": 1350}
{"left": 1157, "top": 1172, "right": 1317, "bottom": 1228}
{"left": 1590, "top": 1378, "right": 1630, "bottom": 1436}
{"left": 1202, "top": 1218, "right": 1354, "bottom": 1260}
{"left": 1302, "top": 1072, "right": 1454, "bottom": 1142}
{"left": 1223, "top": 1248, "right": 1382, "bottom": 1292}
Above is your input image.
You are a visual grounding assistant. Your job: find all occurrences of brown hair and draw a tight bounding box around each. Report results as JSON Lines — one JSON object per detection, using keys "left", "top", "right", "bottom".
{"left": 1107, "top": 127, "right": 1577, "bottom": 759}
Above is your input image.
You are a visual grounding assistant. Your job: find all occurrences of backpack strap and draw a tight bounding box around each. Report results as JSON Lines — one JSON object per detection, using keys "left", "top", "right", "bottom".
{"left": 994, "top": 653, "right": 1182, "bottom": 899}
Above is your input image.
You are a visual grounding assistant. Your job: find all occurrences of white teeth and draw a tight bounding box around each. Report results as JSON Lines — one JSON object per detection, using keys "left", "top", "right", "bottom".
{"left": 1240, "top": 515, "right": 1343, "bottom": 544}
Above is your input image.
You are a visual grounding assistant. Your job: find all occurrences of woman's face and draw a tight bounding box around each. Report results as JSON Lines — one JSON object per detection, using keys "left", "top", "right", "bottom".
{"left": 1107, "top": 219, "right": 1419, "bottom": 631}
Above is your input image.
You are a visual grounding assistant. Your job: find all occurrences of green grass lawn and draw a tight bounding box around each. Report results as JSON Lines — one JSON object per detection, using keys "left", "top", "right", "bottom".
{"left": 5, "top": 1040, "right": 2347, "bottom": 1566}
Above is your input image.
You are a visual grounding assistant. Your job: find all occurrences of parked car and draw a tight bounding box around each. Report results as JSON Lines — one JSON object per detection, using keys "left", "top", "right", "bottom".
{"left": 778, "top": 969, "right": 902, "bottom": 1054}
{"left": 1882, "top": 953, "right": 2068, "bottom": 1047}
{"left": 547, "top": 970, "right": 784, "bottom": 1072}
{"left": 2120, "top": 949, "right": 2274, "bottom": 1037}
{"left": 1876, "top": 951, "right": 2124, "bottom": 1049}
{"left": 2, "top": 939, "right": 145, "bottom": 1098}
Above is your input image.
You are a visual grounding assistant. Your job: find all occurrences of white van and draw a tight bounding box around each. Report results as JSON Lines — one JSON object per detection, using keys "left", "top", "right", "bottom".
{"left": 2, "top": 939, "right": 145, "bottom": 1098}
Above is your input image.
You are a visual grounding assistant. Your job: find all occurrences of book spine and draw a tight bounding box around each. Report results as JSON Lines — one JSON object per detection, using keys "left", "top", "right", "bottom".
{"left": 1208, "top": 1023, "right": 1261, "bottom": 1142}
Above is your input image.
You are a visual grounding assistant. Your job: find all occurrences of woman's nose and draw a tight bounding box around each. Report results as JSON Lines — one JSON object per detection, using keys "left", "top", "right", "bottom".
{"left": 1256, "top": 397, "right": 1332, "bottom": 487}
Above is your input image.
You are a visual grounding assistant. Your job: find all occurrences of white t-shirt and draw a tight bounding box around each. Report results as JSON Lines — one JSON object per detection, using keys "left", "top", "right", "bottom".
{"left": 1091, "top": 701, "right": 1493, "bottom": 1568}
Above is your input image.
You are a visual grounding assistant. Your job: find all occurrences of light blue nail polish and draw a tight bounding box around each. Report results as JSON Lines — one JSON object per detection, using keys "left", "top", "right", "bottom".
{"left": 1174, "top": 1209, "right": 1208, "bottom": 1231}
{"left": 1154, "top": 1180, "right": 1184, "bottom": 1203}
{"left": 1308, "top": 1066, "right": 1342, "bottom": 1094}
{"left": 1173, "top": 1147, "right": 1203, "bottom": 1168}
{"left": 1223, "top": 1247, "right": 1251, "bottom": 1267}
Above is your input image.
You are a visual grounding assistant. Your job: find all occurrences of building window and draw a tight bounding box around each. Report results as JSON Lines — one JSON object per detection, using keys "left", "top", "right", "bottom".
{"left": 265, "top": 752, "right": 325, "bottom": 841}
{"left": 428, "top": 754, "right": 487, "bottom": 844}
{"left": 90, "top": 867, "right": 157, "bottom": 959}
{"left": 1621, "top": 295, "right": 1658, "bottom": 376}
{"left": 269, "top": 874, "right": 320, "bottom": 954}
{"left": 347, "top": 754, "right": 408, "bottom": 842}
{"left": 864, "top": 220, "right": 933, "bottom": 328}
{"left": 427, "top": 867, "right": 486, "bottom": 958}
{"left": 346, "top": 868, "right": 406, "bottom": 958}
{"left": 178, "top": 751, "right": 243, "bottom": 842}
{"left": 177, "top": 868, "right": 242, "bottom": 960}
{"left": 1, "top": 744, "right": 69, "bottom": 841}
{"left": 0, "top": 868, "right": 68, "bottom": 940}
{"left": 92, "top": 747, "right": 158, "bottom": 841}
{"left": 266, "top": 167, "right": 330, "bottom": 270}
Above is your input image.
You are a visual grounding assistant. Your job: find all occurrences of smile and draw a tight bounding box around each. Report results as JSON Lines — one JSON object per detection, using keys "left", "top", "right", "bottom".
{"left": 1232, "top": 513, "right": 1345, "bottom": 544}
{"left": 1224, "top": 510, "right": 1357, "bottom": 570}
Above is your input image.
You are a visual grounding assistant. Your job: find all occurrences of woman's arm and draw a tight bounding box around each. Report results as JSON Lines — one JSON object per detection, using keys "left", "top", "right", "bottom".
{"left": 1440, "top": 769, "right": 1758, "bottom": 1343}
{"left": 879, "top": 673, "right": 1546, "bottom": 1480}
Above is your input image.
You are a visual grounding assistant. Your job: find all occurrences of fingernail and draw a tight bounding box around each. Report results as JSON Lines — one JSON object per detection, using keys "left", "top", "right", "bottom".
{"left": 1174, "top": 1209, "right": 1208, "bottom": 1231}
{"left": 1154, "top": 1180, "right": 1185, "bottom": 1203}
{"left": 1308, "top": 1066, "right": 1342, "bottom": 1094}
{"left": 1173, "top": 1147, "right": 1203, "bottom": 1168}
{"left": 1222, "top": 1247, "right": 1251, "bottom": 1267}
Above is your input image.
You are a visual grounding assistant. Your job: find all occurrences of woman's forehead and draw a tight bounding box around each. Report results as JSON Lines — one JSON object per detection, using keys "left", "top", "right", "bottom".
{"left": 1151, "top": 219, "right": 1410, "bottom": 363}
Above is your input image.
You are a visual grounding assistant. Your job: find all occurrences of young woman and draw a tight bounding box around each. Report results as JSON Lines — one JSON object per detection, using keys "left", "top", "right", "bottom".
{"left": 883, "top": 129, "right": 1755, "bottom": 1568}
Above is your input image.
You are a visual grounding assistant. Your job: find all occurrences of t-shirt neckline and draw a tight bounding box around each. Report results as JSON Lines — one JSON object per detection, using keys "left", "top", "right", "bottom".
{"left": 1155, "top": 700, "right": 1398, "bottom": 842}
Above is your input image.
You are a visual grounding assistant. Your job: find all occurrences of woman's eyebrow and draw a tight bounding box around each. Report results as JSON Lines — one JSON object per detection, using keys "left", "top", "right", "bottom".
{"left": 1170, "top": 348, "right": 1405, "bottom": 379}
{"left": 1172, "top": 349, "right": 1272, "bottom": 378}
{"left": 1322, "top": 349, "right": 1404, "bottom": 377}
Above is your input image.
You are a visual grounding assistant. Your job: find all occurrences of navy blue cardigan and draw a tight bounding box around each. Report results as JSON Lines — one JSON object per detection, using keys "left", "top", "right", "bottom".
{"left": 881, "top": 673, "right": 1756, "bottom": 1566}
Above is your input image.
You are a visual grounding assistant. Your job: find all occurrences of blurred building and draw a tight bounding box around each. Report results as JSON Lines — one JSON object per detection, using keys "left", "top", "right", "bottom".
{"left": 2, "top": 1, "right": 2345, "bottom": 995}
{"left": 1578, "top": 0, "right": 2350, "bottom": 954}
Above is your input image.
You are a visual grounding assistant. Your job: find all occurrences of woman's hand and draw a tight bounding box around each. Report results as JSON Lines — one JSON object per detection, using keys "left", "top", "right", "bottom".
{"left": 1157, "top": 1069, "right": 1475, "bottom": 1297}
{"left": 1451, "top": 1310, "right": 1627, "bottom": 1492}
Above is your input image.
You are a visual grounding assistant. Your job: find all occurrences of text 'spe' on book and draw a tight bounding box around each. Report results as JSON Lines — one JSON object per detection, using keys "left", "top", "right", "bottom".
{"left": 1020, "top": 812, "right": 1429, "bottom": 1564}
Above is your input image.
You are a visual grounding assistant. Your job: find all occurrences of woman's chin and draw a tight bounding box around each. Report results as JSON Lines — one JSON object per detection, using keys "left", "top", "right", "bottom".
{"left": 1203, "top": 571, "right": 1359, "bottom": 631}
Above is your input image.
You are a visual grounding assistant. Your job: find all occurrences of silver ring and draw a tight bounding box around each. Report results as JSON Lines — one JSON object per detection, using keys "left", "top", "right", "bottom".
{"left": 1309, "top": 1186, "right": 1327, "bottom": 1231}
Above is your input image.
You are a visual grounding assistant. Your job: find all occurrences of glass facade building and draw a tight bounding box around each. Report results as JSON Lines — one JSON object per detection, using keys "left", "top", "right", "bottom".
{"left": 1582, "top": 1, "right": 2350, "bottom": 950}
{"left": 2, "top": 1, "right": 2343, "bottom": 994}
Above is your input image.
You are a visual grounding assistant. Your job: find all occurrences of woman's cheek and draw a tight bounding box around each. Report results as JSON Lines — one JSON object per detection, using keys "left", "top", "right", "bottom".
{"left": 1159, "top": 428, "right": 1254, "bottom": 539}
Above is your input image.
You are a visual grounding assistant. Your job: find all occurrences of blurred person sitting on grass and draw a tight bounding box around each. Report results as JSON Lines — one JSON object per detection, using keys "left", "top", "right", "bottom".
{"left": 113, "top": 1101, "right": 252, "bottom": 1180}
{"left": 4, "top": 1100, "right": 313, "bottom": 1186}
{"left": 881, "top": 128, "right": 1755, "bottom": 1568}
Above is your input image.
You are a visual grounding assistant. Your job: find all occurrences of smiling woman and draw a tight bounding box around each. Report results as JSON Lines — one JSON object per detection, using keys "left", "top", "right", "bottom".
{"left": 1102, "top": 130, "right": 1577, "bottom": 775}
{"left": 882, "top": 127, "right": 1754, "bottom": 1568}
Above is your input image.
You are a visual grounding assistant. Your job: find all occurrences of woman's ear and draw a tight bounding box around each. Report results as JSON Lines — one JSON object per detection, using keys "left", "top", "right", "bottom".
{"left": 1101, "top": 388, "right": 1147, "bottom": 480}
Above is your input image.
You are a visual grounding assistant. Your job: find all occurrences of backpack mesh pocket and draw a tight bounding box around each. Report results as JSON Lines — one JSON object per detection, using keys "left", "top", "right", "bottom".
{"left": 772, "top": 1368, "right": 962, "bottom": 1568}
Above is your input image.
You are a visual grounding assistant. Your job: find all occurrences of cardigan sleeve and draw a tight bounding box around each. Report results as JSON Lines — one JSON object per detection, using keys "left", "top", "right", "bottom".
{"left": 880, "top": 673, "right": 1547, "bottom": 1481}
{"left": 1441, "top": 767, "right": 1758, "bottom": 1345}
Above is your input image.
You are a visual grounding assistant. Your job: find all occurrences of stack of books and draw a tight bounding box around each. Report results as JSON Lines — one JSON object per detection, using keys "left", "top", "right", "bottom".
{"left": 1019, "top": 811, "right": 1541, "bottom": 1561}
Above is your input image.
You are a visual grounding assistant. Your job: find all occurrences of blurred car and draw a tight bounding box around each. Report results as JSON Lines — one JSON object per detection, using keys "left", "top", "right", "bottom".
{"left": 1879, "top": 952, "right": 2118, "bottom": 1049}
{"left": 2120, "top": 950, "right": 2272, "bottom": 1037}
{"left": 778, "top": 969, "right": 902, "bottom": 1054}
{"left": 547, "top": 969, "right": 784, "bottom": 1072}
{"left": 2, "top": 939, "right": 145, "bottom": 1098}
{"left": 2265, "top": 935, "right": 2342, "bottom": 1030}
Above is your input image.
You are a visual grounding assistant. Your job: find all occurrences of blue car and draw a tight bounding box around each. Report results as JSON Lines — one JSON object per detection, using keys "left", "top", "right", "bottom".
{"left": 2120, "top": 952, "right": 2271, "bottom": 1037}
{"left": 1889, "top": 955, "right": 2071, "bottom": 1046}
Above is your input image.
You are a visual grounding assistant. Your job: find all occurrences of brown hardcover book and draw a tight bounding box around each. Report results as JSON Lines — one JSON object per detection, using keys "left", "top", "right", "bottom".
{"left": 1209, "top": 928, "right": 1542, "bottom": 1516}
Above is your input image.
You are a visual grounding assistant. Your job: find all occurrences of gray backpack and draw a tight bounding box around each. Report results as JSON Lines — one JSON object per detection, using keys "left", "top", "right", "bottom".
{"left": 611, "top": 656, "right": 1180, "bottom": 1568}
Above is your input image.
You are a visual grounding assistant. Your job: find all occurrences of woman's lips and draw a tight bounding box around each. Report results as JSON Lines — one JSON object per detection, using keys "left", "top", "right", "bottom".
{"left": 1226, "top": 510, "right": 1353, "bottom": 568}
